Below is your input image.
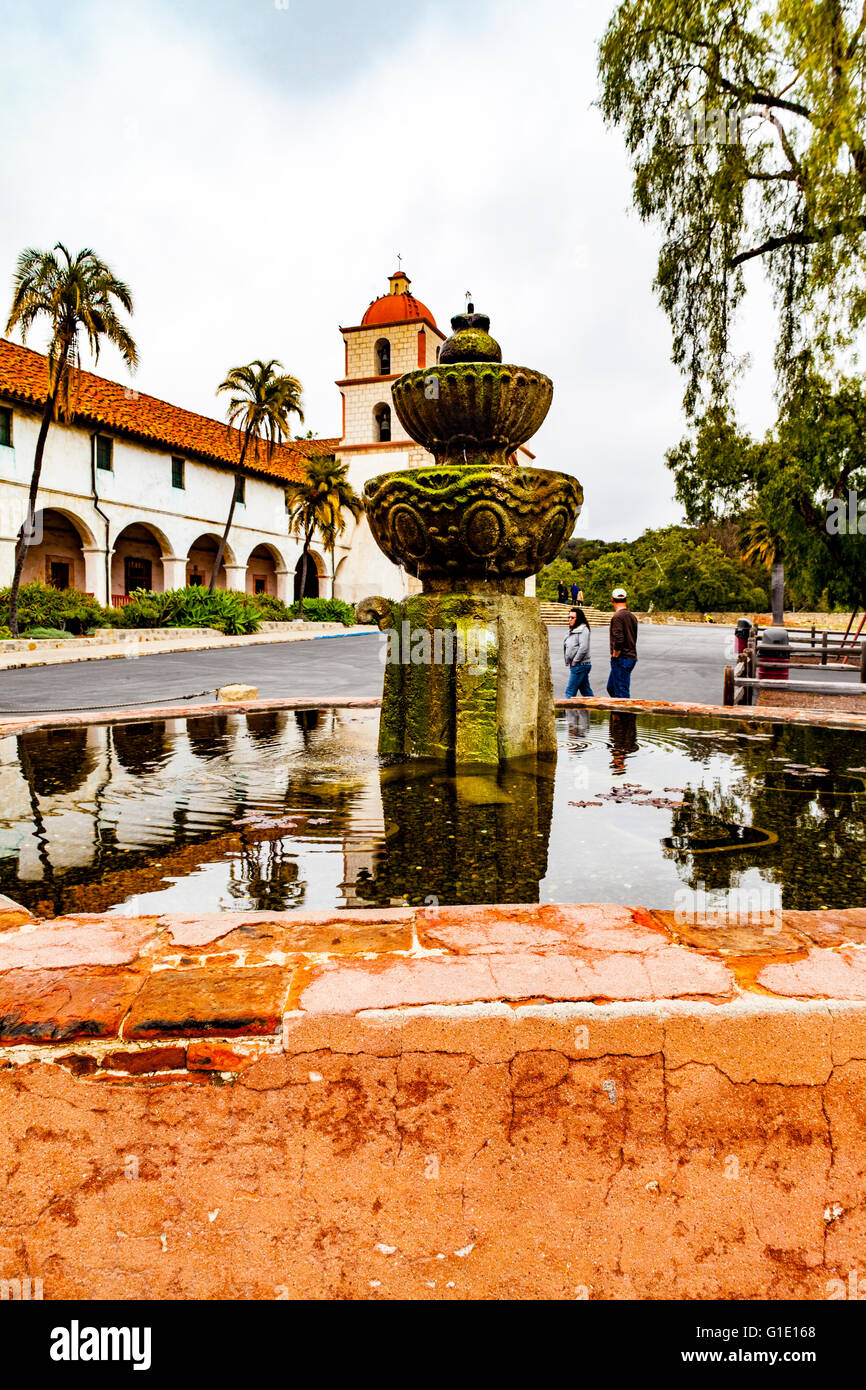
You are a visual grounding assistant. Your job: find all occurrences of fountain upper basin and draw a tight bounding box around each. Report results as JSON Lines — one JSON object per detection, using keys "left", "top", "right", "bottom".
{"left": 392, "top": 362, "right": 553, "bottom": 466}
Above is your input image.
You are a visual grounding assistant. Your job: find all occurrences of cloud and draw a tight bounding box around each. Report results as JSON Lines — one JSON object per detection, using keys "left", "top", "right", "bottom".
{"left": 0, "top": 0, "right": 778, "bottom": 539}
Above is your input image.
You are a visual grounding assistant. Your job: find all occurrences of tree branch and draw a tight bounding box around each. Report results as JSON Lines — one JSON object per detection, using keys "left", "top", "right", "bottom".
{"left": 744, "top": 169, "right": 798, "bottom": 182}
{"left": 638, "top": 27, "right": 813, "bottom": 117}
{"left": 764, "top": 111, "right": 803, "bottom": 178}
{"left": 848, "top": 1, "right": 866, "bottom": 59}
{"left": 731, "top": 215, "right": 866, "bottom": 266}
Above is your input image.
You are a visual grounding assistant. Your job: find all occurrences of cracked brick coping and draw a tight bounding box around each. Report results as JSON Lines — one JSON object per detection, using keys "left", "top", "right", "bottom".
{"left": 2, "top": 903, "right": 866, "bottom": 1083}
{"left": 1, "top": 694, "right": 865, "bottom": 736}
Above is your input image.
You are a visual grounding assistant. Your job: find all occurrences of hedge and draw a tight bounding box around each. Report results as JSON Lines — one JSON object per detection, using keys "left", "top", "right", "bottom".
{"left": 0, "top": 583, "right": 363, "bottom": 638}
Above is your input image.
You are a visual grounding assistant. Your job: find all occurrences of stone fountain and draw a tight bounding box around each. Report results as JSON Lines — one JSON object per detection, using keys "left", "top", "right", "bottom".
{"left": 357, "top": 308, "right": 582, "bottom": 767}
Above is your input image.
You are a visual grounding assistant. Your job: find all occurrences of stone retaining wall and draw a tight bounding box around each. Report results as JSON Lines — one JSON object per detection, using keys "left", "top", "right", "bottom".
{"left": 2, "top": 899, "right": 866, "bottom": 1300}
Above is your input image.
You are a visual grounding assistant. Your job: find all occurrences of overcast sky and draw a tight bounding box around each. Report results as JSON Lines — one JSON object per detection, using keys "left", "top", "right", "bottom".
{"left": 0, "top": 0, "right": 778, "bottom": 541}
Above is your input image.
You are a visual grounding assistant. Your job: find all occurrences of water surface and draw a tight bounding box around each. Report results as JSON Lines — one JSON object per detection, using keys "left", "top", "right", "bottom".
{"left": 1, "top": 707, "right": 863, "bottom": 915}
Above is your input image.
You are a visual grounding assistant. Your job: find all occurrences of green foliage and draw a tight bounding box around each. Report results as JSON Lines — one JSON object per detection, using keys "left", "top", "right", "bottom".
{"left": 219, "top": 359, "right": 304, "bottom": 449}
{"left": 581, "top": 549, "right": 640, "bottom": 610}
{"left": 114, "top": 588, "right": 262, "bottom": 635}
{"left": 536, "top": 557, "right": 578, "bottom": 601}
{"left": 21, "top": 627, "right": 76, "bottom": 641}
{"left": 6, "top": 243, "right": 138, "bottom": 416}
{"left": 250, "top": 593, "right": 294, "bottom": 622}
{"left": 598, "top": 1, "right": 866, "bottom": 413}
{"left": 669, "top": 376, "right": 866, "bottom": 607}
{"left": 0, "top": 627, "right": 12, "bottom": 640}
{"left": 561, "top": 536, "right": 624, "bottom": 568}
{"left": 0, "top": 583, "right": 105, "bottom": 634}
{"left": 540, "top": 527, "right": 768, "bottom": 611}
{"left": 286, "top": 597, "right": 357, "bottom": 626}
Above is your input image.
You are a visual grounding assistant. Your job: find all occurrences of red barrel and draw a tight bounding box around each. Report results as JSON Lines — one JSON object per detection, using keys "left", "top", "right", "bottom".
{"left": 757, "top": 626, "right": 790, "bottom": 681}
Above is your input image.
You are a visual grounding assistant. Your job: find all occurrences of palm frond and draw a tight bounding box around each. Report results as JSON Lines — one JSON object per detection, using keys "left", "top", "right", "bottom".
{"left": 4, "top": 243, "right": 138, "bottom": 419}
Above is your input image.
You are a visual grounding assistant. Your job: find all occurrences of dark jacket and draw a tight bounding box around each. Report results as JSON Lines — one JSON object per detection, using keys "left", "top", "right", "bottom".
{"left": 609, "top": 608, "right": 638, "bottom": 660}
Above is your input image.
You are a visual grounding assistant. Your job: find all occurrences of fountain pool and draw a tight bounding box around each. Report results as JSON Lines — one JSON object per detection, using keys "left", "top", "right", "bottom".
{"left": 2, "top": 705, "right": 865, "bottom": 918}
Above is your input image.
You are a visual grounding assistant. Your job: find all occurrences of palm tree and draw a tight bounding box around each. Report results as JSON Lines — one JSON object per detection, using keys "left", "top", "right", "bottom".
{"left": 285, "top": 456, "right": 362, "bottom": 618}
{"left": 4, "top": 244, "right": 137, "bottom": 634}
{"left": 738, "top": 512, "right": 786, "bottom": 624}
{"left": 212, "top": 359, "right": 304, "bottom": 593}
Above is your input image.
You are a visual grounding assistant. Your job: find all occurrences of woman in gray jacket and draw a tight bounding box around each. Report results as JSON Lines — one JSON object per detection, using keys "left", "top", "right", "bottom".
{"left": 564, "top": 608, "right": 594, "bottom": 698}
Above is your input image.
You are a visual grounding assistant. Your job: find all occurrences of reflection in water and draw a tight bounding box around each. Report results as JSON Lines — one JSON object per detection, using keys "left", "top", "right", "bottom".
{"left": 187, "top": 715, "right": 229, "bottom": 760}
{"left": 354, "top": 762, "right": 554, "bottom": 906}
{"left": 113, "top": 721, "right": 168, "bottom": 776}
{"left": 661, "top": 733, "right": 866, "bottom": 902}
{"left": 0, "top": 709, "right": 865, "bottom": 915}
{"left": 294, "top": 709, "right": 322, "bottom": 743}
{"left": 565, "top": 708, "right": 590, "bottom": 742}
{"left": 227, "top": 838, "right": 302, "bottom": 910}
{"left": 245, "top": 711, "right": 284, "bottom": 744}
{"left": 17, "top": 728, "right": 91, "bottom": 795}
{"left": 608, "top": 712, "right": 638, "bottom": 776}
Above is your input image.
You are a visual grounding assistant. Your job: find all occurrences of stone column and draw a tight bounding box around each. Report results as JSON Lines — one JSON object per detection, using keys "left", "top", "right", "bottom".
{"left": 0, "top": 538, "right": 17, "bottom": 589}
{"left": 82, "top": 547, "right": 110, "bottom": 605}
{"left": 162, "top": 556, "right": 188, "bottom": 591}
{"left": 223, "top": 563, "right": 247, "bottom": 593}
{"left": 275, "top": 568, "right": 292, "bottom": 604}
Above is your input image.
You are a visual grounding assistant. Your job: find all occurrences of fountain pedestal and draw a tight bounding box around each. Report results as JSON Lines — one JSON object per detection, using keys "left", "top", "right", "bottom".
{"left": 361, "top": 590, "right": 557, "bottom": 764}
{"left": 358, "top": 311, "right": 583, "bottom": 768}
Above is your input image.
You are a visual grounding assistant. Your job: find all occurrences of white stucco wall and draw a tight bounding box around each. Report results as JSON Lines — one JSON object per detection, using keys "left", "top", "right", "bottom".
{"left": 0, "top": 399, "right": 326, "bottom": 604}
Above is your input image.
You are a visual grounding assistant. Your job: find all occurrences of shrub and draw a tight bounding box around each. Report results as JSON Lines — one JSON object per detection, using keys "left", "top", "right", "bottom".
{"left": 20, "top": 626, "right": 76, "bottom": 640}
{"left": 287, "top": 597, "right": 357, "bottom": 626}
{"left": 0, "top": 582, "right": 105, "bottom": 634}
{"left": 251, "top": 594, "right": 295, "bottom": 622}
{"left": 0, "top": 626, "right": 12, "bottom": 640}
{"left": 114, "top": 588, "right": 262, "bottom": 636}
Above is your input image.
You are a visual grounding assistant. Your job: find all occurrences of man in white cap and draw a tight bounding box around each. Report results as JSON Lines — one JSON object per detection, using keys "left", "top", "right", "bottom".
{"left": 608, "top": 588, "right": 638, "bottom": 698}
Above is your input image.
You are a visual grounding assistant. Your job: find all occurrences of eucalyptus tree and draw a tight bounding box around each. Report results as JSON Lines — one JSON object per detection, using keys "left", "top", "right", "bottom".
{"left": 599, "top": 0, "right": 866, "bottom": 415}
{"left": 4, "top": 244, "right": 137, "bottom": 634}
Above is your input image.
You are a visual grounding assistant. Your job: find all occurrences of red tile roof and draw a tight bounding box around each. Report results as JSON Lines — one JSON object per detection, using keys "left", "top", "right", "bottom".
{"left": 0, "top": 338, "right": 339, "bottom": 483}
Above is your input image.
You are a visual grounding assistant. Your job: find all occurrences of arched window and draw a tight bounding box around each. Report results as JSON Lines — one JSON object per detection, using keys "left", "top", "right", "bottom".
{"left": 374, "top": 338, "right": 391, "bottom": 375}
{"left": 374, "top": 403, "right": 392, "bottom": 443}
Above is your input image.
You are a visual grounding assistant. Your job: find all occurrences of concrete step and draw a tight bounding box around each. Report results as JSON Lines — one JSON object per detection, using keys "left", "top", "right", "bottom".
{"left": 538, "top": 604, "right": 607, "bottom": 627}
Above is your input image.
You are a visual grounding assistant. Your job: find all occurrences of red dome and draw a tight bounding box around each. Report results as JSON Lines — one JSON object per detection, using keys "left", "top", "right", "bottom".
{"left": 362, "top": 292, "right": 437, "bottom": 329}
{"left": 361, "top": 271, "right": 438, "bottom": 330}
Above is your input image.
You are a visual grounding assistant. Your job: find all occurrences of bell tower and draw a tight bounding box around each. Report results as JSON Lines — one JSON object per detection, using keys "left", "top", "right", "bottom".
{"left": 332, "top": 272, "right": 448, "bottom": 604}
{"left": 336, "top": 269, "right": 445, "bottom": 450}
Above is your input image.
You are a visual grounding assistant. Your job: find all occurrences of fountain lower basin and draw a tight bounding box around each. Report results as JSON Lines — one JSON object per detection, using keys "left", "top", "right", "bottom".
{"left": 364, "top": 462, "right": 583, "bottom": 585}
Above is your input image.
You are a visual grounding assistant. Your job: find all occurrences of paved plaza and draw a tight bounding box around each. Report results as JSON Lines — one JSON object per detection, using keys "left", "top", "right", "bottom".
{"left": 0, "top": 622, "right": 857, "bottom": 717}
{"left": 0, "top": 622, "right": 755, "bottom": 715}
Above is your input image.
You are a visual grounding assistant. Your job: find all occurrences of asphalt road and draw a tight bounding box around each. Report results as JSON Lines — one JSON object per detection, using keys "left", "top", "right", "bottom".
{"left": 0, "top": 623, "right": 746, "bottom": 715}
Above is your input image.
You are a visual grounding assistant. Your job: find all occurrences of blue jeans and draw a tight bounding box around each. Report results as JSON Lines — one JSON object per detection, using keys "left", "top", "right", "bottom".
{"left": 607, "top": 657, "right": 636, "bottom": 698}
{"left": 566, "top": 662, "right": 594, "bottom": 698}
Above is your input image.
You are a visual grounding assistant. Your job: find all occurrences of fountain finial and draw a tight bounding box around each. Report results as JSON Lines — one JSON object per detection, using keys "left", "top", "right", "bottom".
{"left": 439, "top": 307, "right": 502, "bottom": 364}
